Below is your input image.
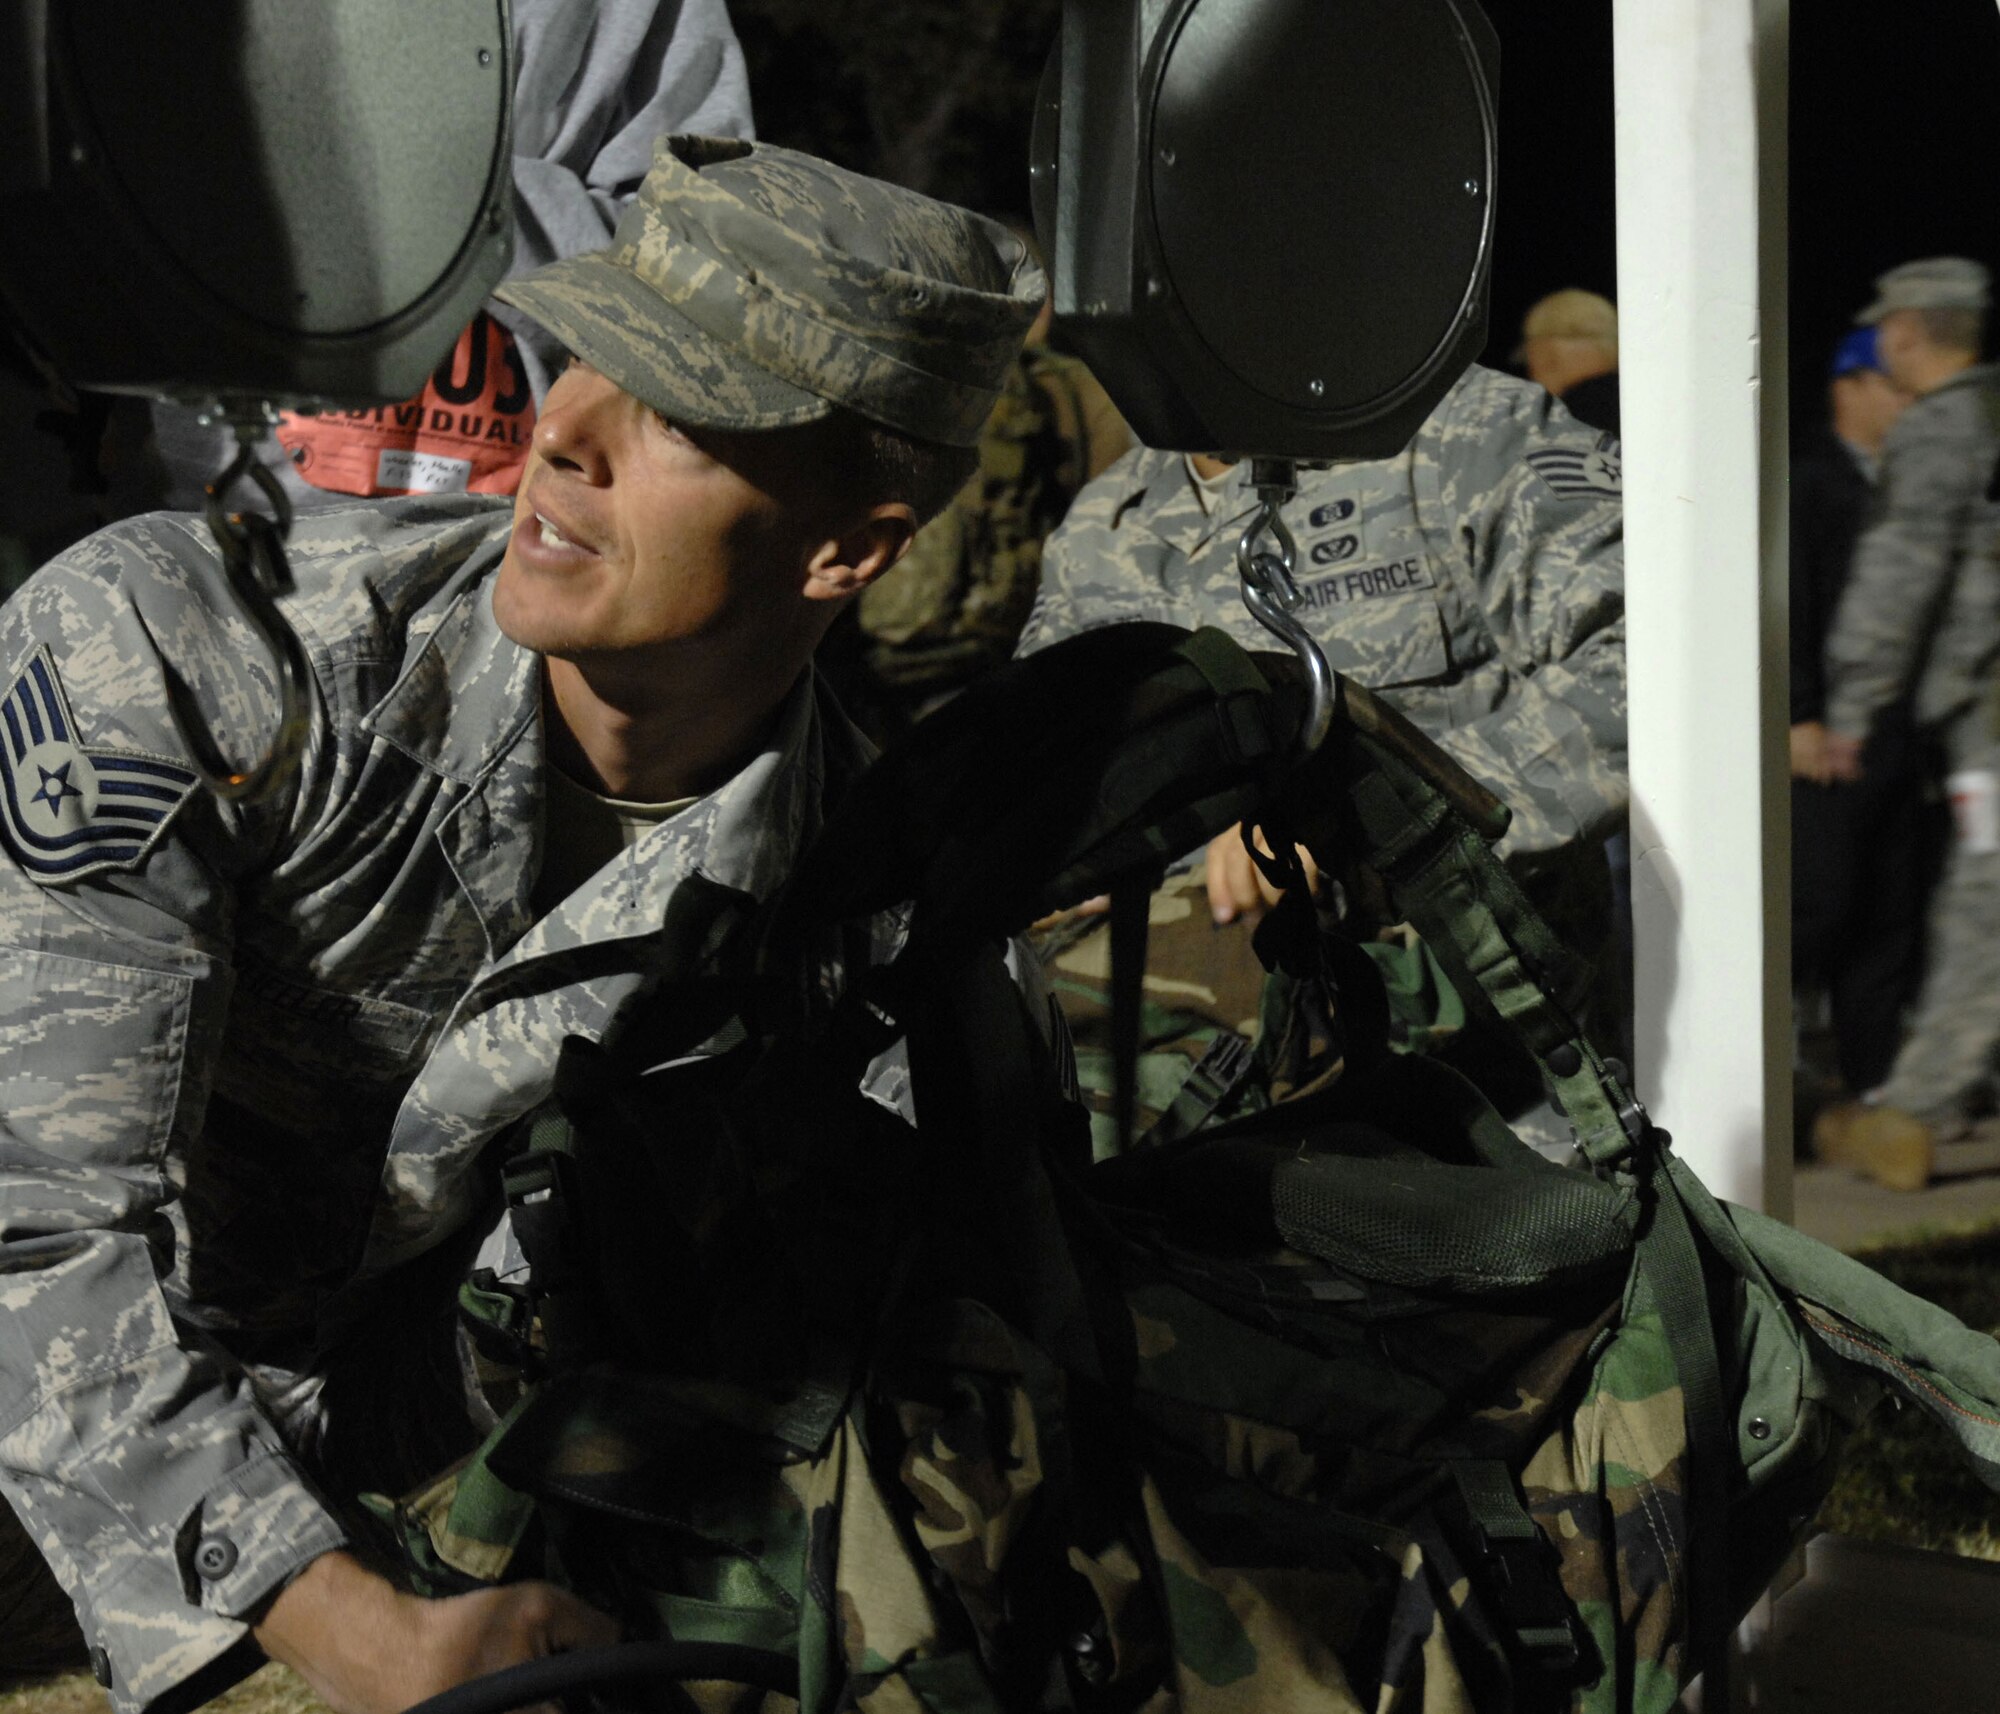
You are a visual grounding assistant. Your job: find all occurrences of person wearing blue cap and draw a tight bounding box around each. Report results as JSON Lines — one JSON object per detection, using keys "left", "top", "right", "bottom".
{"left": 1817, "top": 257, "right": 2000, "bottom": 1187}
{"left": 1789, "top": 327, "right": 1922, "bottom": 1146}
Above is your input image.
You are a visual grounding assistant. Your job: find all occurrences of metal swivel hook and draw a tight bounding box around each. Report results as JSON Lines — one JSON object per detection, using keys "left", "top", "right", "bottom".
{"left": 160, "top": 426, "right": 314, "bottom": 804}
{"left": 1235, "top": 457, "right": 1335, "bottom": 754}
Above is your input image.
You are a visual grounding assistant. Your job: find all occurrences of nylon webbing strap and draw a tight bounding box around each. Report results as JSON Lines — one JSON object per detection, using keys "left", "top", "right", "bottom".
{"left": 1631, "top": 1141, "right": 1729, "bottom": 1680}
{"left": 1179, "top": 625, "right": 1277, "bottom": 701}
{"left": 1339, "top": 743, "right": 1637, "bottom": 1166}
{"left": 1108, "top": 875, "right": 1155, "bottom": 1157}
{"left": 1448, "top": 1460, "right": 1583, "bottom": 1673}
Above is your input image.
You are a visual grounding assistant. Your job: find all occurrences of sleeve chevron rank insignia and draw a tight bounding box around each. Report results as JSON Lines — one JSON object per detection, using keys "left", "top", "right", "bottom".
{"left": 0, "top": 647, "right": 200, "bottom": 884}
{"left": 1526, "top": 444, "right": 1623, "bottom": 500}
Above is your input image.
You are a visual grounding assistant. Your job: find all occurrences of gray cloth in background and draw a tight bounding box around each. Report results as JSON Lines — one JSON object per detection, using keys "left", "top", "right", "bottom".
{"left": 149, "top": 0, "right": 755, "bottom": 512}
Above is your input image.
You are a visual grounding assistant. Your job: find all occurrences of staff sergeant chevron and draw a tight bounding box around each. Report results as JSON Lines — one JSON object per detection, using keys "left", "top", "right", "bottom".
{"left": 1526, "top": 444, "right": 1622, "bottom": 500}
{"left": 0, "top": 648, "right": 199, "bottom": 883}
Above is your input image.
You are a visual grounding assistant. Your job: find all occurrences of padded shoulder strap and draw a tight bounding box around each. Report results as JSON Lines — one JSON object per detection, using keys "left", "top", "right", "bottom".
{"left": 1298, "top": 682, "right": 1640, "bottom": 1168}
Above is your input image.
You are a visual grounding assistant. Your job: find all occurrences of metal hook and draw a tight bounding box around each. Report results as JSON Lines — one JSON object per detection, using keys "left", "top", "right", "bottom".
{"left": 203, "top": 434, "right": 294, "bottom": 541}
{"left": 1234, "top": 458, "right": 1334, "bottom": 754}
{"left": 162, "top": 425, "right": 313, "bottom": 804}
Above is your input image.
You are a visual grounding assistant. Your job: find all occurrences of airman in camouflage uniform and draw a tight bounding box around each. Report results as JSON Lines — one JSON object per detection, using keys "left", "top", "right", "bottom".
{"left": 1017, "top": 363, "right": 1627, "bottom": 865}
{"left": 1018, "top": 365, "right": 1627, "bottom": 1152}
{"left": 1817, "top": 258, "right": 2000, "bottom": 1189}
{"left": 0, "top": 134, "right": 1042, "bottom": 1713}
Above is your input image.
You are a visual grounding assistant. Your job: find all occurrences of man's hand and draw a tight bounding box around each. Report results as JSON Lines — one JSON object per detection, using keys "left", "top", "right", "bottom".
{"left": 1789, "top": 721, "right": 1833, "bottom": 784}
{"left": 254, "top": 1549, "right": 619, "bottom": 1714}
{"left": 1205, "top": 824, "right": 1320, "bottom": 925}
{"left": 1822, "top": 730, "right": 1867, "bottom": 784}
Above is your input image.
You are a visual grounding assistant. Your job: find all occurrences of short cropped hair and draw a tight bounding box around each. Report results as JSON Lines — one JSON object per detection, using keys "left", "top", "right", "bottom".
{"left": 836, "top": 410, "right": 980, "bottom": 526}
{"left": 1918, "top": 306, "right": 1985, "bottom": 354}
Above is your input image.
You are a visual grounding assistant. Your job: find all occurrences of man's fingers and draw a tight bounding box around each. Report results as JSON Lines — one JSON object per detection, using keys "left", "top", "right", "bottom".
{"left": 1207, "top": 826, "right": 1321, "bottom": 922}
{"left": 1206, "top": 829, "right": 1264, "bottom": 923}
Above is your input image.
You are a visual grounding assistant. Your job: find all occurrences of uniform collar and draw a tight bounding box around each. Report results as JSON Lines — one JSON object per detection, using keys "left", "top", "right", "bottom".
{"left": 356, "top": 667, "right": 844, "bottom": 1282}
{"left": 362, "top": 546, "right": 539, "bottom": 786}
{"left": 506, "top": 665, "right": 827, "bottom": 966}
{"left": 1921, "top": 361, "right": 1999, "bottom": 404}
{"left": 1119, "top": 447, "right": 1261, "bottom": 562}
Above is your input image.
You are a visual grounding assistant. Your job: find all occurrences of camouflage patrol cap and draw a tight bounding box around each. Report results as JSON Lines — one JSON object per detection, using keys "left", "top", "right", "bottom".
{"left": 1856, "top": 257, "right": 1991, "bottom": 325}
{"left": 495, "top": 135, "right": 1045, "bottom": 449}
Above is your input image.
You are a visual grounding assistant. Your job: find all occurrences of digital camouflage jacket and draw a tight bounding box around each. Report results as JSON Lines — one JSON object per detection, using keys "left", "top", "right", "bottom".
{"left": 1825, "top": 363, "right": 2000, "bottom": 741}
{"left": 0, "top": 497, "right": 896, "bottom": 1714}
{"left": 1016, "top": 364, "right": 1627, "bottom": 865}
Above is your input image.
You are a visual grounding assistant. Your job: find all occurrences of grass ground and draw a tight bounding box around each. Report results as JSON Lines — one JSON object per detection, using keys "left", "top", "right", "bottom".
{"left": 0, "top": 1665, "right": 324, "bottom": 1714}
{"left": 1814, "top": 1218, "right": 2000, "bottom": 1558}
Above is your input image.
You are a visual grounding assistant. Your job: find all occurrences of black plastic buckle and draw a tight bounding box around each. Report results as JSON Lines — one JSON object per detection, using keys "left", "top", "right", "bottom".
{"left": 1450, "top": 1461, "right": 1594, "bottom": 1689}
{"left": 1468, "top": 1522, "right": 1586, "bottom": 1680}
{"left": 501, "top": 1148, "right": 580, "bottom": 1292}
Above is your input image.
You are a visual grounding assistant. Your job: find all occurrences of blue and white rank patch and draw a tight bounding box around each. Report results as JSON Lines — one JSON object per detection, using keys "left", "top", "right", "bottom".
{"left": 1527, "top": 445, "right": 1622, "bottom": 500}
{"left": 0, "top": 647, "right": 199, "bottom": 884}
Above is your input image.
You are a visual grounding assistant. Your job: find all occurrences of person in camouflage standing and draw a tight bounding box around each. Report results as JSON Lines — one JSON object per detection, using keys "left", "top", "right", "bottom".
{"left": 0, "top": 135, "right": 1043, "bottom": 1714}
{"left": 1017, "top": 363, "right": 1627, "bottom": 1152}
{"left": 1816, "top": 258, "right": 2000, "bottom": 1191}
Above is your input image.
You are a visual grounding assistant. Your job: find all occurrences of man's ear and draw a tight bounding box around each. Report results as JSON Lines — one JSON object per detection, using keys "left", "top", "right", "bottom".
{"left": 802, "top": 502, "right": 919, "bottom": 602}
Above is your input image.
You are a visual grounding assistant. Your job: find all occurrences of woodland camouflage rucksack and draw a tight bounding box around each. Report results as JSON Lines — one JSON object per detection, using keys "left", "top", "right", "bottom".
{"left": 850, "top": 347, "right": 1129, "bottom": 717}
{"left": 378, "top": 625, "right": 2000, "bottom": 1714}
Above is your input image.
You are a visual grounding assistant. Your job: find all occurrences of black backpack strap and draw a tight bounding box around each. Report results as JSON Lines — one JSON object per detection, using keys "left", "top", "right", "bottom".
{"left": 899, "top": 942, "right": 1111, "bottom": 1383}
{"left": 1107, "top": 871, "right": 1158, "bottom": 1157}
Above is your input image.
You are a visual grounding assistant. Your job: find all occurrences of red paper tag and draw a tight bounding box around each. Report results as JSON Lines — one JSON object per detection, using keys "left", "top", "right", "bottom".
{"left": 276, "top": 312, "right": 536, "bottom": 498}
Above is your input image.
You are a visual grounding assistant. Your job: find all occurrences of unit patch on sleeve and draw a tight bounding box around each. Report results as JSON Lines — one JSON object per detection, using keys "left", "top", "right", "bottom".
{"left": 1527, "top": 444, "right": 1622, "bottom": 499}
{"left": 0, "top": 648, "right": 199, "bottom": 884}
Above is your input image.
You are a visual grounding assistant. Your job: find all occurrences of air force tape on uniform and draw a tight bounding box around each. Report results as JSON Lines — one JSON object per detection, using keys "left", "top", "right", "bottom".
{"left": 0, "top": 647, "right": 197, "bottom": 883}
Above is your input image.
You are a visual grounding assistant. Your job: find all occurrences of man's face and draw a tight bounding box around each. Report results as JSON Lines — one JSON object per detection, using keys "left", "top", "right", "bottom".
{"left": 493, "top": 359, "right": 827, "bottom": 662}
{"left": 1872, "top": 311, "right": 1923, "bottom": 393}
{"left": 1853, "top": 368, "right": 1911, "bottom": 444}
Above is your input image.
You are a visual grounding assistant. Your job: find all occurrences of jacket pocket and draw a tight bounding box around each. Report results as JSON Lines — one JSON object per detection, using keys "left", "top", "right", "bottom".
{"left": 0, "top": 945, "right": 193, "bottom": 1171}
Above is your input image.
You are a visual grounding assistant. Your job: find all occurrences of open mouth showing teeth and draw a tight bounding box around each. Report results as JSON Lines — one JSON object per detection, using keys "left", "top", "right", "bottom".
{"left": 535, "top": 513, "right": 576, "bottom": 551}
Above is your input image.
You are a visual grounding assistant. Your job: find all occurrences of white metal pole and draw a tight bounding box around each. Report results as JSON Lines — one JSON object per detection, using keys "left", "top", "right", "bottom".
{"left": 1612, "top": 0, "right": 1791, "bottom": 1215}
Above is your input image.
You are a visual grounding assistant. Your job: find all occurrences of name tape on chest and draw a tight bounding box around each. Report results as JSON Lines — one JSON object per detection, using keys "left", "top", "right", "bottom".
{"left": 1527, "top": 445, "right": 1622, "bottom": 500}
{"left": 0, "top": 648, "right": 199, "bottom": 883}
{"left": 1296, "top": 556, "right": 1437, "bottom": 611}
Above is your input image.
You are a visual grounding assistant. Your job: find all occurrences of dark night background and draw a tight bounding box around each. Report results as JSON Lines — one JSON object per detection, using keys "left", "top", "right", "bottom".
{"left": 731, "top": 0, "right": 2000, "bottom": 430}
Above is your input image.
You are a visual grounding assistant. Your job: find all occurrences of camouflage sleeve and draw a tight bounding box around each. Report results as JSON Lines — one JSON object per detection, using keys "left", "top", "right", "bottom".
{"left": 0, "top": 520, "right": 348, "bottom": 1713}
{"left": 1417, "top": 370, "right": 1628, "bottom": 860}
{"left": 1823, "top": 401, "right": 1985, "bottom": 739}
{"left": 1014, "top": 448, "right": 1177, "bottom": 655}
{"left": 508, "top": 0, "right": 753, "bottom": 269}
{"left": 498, "top": 0, "right": 754, "bottom": 393}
